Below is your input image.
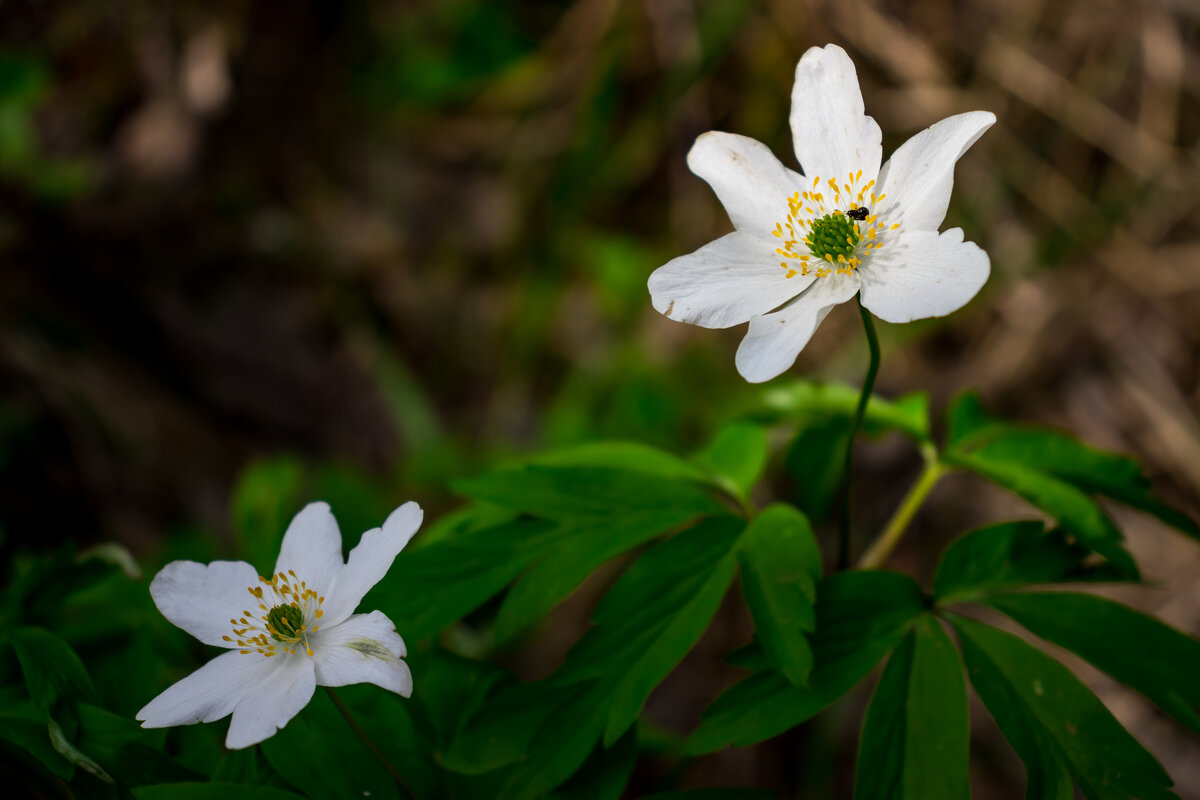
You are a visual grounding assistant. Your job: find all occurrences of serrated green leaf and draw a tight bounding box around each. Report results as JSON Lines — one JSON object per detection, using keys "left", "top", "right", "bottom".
{"left": 784, "top": 415, "right": 852, "bottom": 523}
{"left": 501, "top": 682, "right": 611, "bottom": 800}
{"left": 260, "top": 692, "right": 401, "bottom": 800}
{"left": 364, "top": 517, "right": 563, "bottom": 641}
{"left": 452, "top": 465, "right": 725, "bottom": 520}
{"left": 944, "top": 392, "right": 996, "bottom": 450}
{"left": 588, "top": 518, "right": 742, "bottom": 745}
{"left": 945, "top": 396, "right": 1198, "bottom": 541}
{"left": 738, "top": 504, "right": 820, "bottom": 686}
{"left": 758, "top": 381, "right": 930, "bottom": 441}
{"left": 443, "top": 681, "right": 581, "bottom": 774}
{"left": 933, "top": 521, "right": 1127, "bottom": 605}
{"left": 407, "top": 648, "right": 507, "bottom": 751}
{"left": 943, "top": 452, "right": 1138, "bottom": 578}
{"left": 853, "top": 616, "right": 968, "bottom": 800}
{"left": 75, "top": 702, "right": 203, "bottom": 787}
{"left": 975, "top": 430, "right": 1199, "bottom": 541}
{"left": 987, "top": 592, "right": 1200, "bottom": 733}
{"left": 550, "top": 726, "right": 638, "bottom": 800}
{"left": 688, "top": 571, "right": 925, "bottom": 753}
{"left": 952, "top": 627, "right": 1072, "bottom": 800}
{"left": 212, "top": 748, "right": 260, "bottom": 784}
{"left": 524, "top": 441, "right": 709, "bottom": 483}
{"left": 954, "top": 615, "right": 1178, "bottom": 800}
{"left": 132, "top": 784, "right": 305, "bottom": 800}
{"left": 556, "top": 517, "right": 743, "bottom": 691}
{"left": 8, "top": 627, "right": 96, "bottom": 711}
{"left": 0, "top": 699, "right": 73, "bottom": 779}
{"left": 495, "top": 510, "right": 701, "bottom": 644}
{"left": 694, "top": 422, "right": 769, "bottom": 499}
{"left": 48, "top": 717, "right": 112, "bottom": 783}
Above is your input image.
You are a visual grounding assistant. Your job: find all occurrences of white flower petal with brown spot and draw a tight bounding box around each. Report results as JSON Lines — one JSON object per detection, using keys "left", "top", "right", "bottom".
{"left": 137, "top": 500, "right": 422, "bottom": 749}
{"left": 648, "top": 43, "right": 995, "bottom": 383}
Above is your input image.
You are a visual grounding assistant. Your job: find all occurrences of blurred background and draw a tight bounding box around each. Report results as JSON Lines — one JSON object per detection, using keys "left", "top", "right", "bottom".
{"left": 1, "top": 0, "right": 1197, "bottom": 796}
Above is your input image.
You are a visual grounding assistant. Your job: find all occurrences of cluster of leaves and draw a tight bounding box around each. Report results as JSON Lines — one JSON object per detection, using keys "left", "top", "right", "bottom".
{"left": 379, "top": 384, "right": 1199, "bottom": 798}
{"left": 2, "top": 383, "right": 1197, "bottom": 799}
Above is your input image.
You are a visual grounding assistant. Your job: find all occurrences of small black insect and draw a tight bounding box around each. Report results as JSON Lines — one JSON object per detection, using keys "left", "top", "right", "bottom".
{"left": 847, "top": 206, "right": 869, "bottom": 221}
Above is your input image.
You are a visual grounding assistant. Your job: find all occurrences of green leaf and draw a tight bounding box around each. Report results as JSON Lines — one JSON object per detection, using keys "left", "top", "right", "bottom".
{"left": 694, "top": 422, "right": 769, "bottom": 499}
{"left": 944, "top": 392, "right": 995, "bottom": 450}
{"left": 364, "top": 517, "right": 564, "bottom": 641}
{"left": 231, "top": 457, "right": 305, "bottom": 571}
{"left": 212, "top": 748, "right": 260, "bottom": 783}
{"left": 688, "top": 571, "right": 925, "bottom": 753}
{"left": 443, "top": 681, "right": 581, "bottom": 774}
{"left": 523, "top": 441, "right": 709, "bottom": 483}
{"left": 556, "top": 517, "right": 743, "bottom": 745}
{"left": 784, "top": 415, "right": 852, "bottom": 523}
{"left": 452, "top": 464, "right": 726, "bottom": 520}
{"left": 48, "top": 717, "right": 112, "bottom": 783}
{"left": 133, "top": 784, "right": 305, "bottom": 800}
{"left": 945, "top": 395, "right": 1198, "bottom": 541}
{"left": 987, "top": 592, "right": 1200, "bottom": 733}
{"left": 942, "top": 452, "right": 1138, "bottom": 578}
{"left": 495, "top": 510, "right": 703, "bottom": 644}
{"left": 738, "top": 504, "right": 821, "bottom": 686}
{"left": 8, "top": 627, "right": 96, "bottom": 711}
{"left": 501, "top": 681, "right": 611, "bottom": 800}
{"left": 0, "top": 699, "right": 73, "bottom": 779}
{"left": 550, "top": 726, "right": 638, "bottom": 800}
{"left": 977, "top": 430, "right": 1199, "bottom": 541}
{"left": 853, "top": 616, "right": 969, "bottom": 800}
{"left": 75, "top": 703, "right": 203, "bottom": 787}
{"left": 403, "top": 648, "right": 506, "bottom": 751}
{"left": 954, "top": 615, "right": 1178, "bottom": 800}
{"left": 933, "top": 521, "right": 1126, "bottom": 605}
{"left": 954, "top": 627, "right": 1073, "bottom": 800}
{"left": 758, "top": 381, "right": 930, "bottom": 441}
{"left": 260, "top": 692, "right": 402, "bottom": 800}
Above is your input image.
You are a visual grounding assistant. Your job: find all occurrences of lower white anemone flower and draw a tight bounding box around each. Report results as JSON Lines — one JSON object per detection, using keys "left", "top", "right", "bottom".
{"left": 649, "top": 44, "right": 995, "bottom": 383}
{"left": 137, "top": 501, "right": 422, "bottom": 749}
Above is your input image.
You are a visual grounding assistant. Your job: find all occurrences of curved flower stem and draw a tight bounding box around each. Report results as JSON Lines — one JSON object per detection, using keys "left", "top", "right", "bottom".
{"left": 325, "top": 687, "right": 417, "bottom": 800}
{"left": 837, "top": 297, "right": 881, "bottom": 570}
{"left": 856, "top": 443, "right": 943, "bottom": 570}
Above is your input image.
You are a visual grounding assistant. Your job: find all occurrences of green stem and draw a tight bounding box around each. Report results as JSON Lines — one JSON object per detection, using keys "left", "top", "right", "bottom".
{"left": 857, "top": 443, "right": 943, "bottom": 570}
{"left": 837, "top": 297, "right": 881, "bottom": 570}
{"left": 325, "top": 687, "right": 417, "bottom": 800}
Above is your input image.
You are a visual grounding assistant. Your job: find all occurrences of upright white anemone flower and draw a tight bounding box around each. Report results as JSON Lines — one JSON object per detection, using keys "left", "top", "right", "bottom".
{"left": 137, "top": 501, "right": 422, "bottom": 749}
{"left": 649, "top": 44, "right": 995, "bottom": 383}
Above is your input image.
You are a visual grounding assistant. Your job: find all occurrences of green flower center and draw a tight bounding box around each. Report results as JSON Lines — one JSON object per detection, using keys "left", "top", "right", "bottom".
{"left": 804, "top": 211, "right": 861, "bottom": 261}
{"left": 266, "top": 604, "right": 304, "bottom": 642}
{"left": 773, "top": 174, "right": 895, "bottom": 279}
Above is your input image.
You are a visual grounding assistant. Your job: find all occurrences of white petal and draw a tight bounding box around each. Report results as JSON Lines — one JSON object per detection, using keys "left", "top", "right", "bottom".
{"left": 274, "top": 502, "right": 344, "bottom": 597}
{"left": 137, "top": 650, "right": 250, "bottom": 728}
{"left": 686, "top": 132, "right": 806, "bottom": 239}
{"left": 735, "top": 272, "right": 861, "bottom": 383}
{"left": 874, "top": 111, "right": 995, "bottom": 232}
{"left": 649, "top": 232, "right": 814, "bottom": 329}
{"left": 322, "top": 502, "right": 423, "bottom": 626}
{"left": 312, "top": 611, "right": 412, "bottom": 698}
{"left": 790, "top": 45, "right": 882, "bottom": 187}
{"left": 858, "top": 228, "right": 990, "bottom": 323}
{"left": 225, "top": 654, "right": 316, "bottom": 749}
{"left": 150, "top": 560, "right": 260, "bottom": 648}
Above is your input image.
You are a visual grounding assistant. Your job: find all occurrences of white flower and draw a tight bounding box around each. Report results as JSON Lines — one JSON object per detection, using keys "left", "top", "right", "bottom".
{"left": 137, "top": 501, "right": 422, "bottom": 749}
{"left": 649, "top": 44, "right": 995, "bottom": 383}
